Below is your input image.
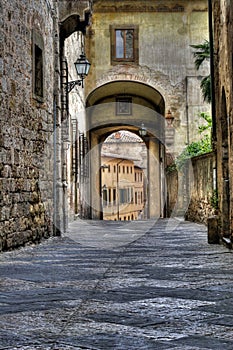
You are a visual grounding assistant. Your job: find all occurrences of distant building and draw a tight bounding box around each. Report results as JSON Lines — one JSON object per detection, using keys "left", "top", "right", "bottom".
{"left": 101, "top": 156, "right": 145, "bottom": 221}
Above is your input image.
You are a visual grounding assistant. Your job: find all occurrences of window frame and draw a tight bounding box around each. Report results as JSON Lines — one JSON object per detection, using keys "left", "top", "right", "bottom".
{"left": 116, "top": 96, "right": 132, "bottom": 115}
{"left": 110, "top": 25, "right": 139, "bottom": 65}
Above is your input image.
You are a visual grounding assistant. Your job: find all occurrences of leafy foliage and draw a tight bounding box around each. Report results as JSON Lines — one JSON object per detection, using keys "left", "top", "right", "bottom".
{"left": 200, "top": 76, "right": 211, "bottom": 103}
{"left": 176, "top": 135, "right": 212, "bottom": 170}
{"left": 173, "top": 112, "right": 212, "bottom": 170}
{"left": 190, "top": 40, "right": 211, "bottom": 103}
{"left": 198, "top": 112, "right": 212, "bottom": 133}
{"left": 190, "top": 40, "right": 210, "bottom": 69}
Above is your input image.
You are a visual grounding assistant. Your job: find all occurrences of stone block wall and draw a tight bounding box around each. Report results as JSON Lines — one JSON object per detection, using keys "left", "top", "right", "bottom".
{"left": 213, "top": 0, "right": 233, "bottom": 238}
{"left": 0, "top": 0, "right": 58, "bottom": 250}
{"left": 185, "top": 152, "right": 216, "bottom": 225}
{"left": 166, "top": 168, "right": 178, "bottom": 217}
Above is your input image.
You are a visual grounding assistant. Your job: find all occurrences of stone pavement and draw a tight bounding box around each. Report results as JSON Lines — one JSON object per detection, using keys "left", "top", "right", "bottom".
{"left": 0, "top": 218, "right": 233, "bottom": 350}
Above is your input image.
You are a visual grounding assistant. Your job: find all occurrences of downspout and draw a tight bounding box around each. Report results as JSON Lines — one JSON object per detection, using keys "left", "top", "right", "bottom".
{"left": 53, "top": 95, "right": 57, "bottom": 234}
{"left": 52, "top": 5, "right": 60, "bottom": 235}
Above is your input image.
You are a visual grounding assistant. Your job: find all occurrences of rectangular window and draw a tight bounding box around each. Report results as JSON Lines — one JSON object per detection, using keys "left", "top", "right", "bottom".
{"left": 32, "top": 30, "right": 44, "bottom": 102}
{"left": 110, "top": 25, "right": 139, "bottom": 65}
{"left": 116, "top": 97, "right": 132, "bottom": 115}
{"left": 113, "top": 188, "right": 116, "bottom": 202}
{"left": 119, "top": 189, "right": 128, "bottom": 204}
{"left": 103, "top": 189, "right": 108, "bottom": 206}
{"left": 34, "top": 45, "right": 43, "bottom": 98}
{"left": 135, "top": 192, "right": 137, "bottom": 204}
{"left": 115, "top": 29, "right": 134, "bottom": 59}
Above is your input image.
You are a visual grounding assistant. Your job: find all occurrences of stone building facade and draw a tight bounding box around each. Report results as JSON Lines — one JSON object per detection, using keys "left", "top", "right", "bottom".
{"left": 0, "top": 0, "right": 58, "bottom": 250}
{"left": 101, "top": 131, "right": 147, "bottom": 220}
{"left": 212, "top": 0, "right": 233, "bottom": 241}
{"left": 80, "top": 0, "right": 210, "bottom": 221}
{"left": 0, "top": 0, "right": 92, "bottom": 250}
{"left": 101, "top": 156, "right": 145, "bottom": 221}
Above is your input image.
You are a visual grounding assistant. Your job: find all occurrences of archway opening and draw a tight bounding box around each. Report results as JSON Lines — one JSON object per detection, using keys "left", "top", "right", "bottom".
{"left": 101, "top": 130, "right": 147, "bottom": 221}
{"left": 85, "top": 81, "right": 167, "bottom": 221}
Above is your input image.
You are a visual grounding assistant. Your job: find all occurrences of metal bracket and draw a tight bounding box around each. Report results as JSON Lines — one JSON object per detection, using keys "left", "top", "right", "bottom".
{"left": 67, "top": 79, "right": 83, "bottom": 93}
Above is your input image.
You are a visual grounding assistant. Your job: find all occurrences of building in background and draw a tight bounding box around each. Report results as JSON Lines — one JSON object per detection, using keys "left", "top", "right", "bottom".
{"left": 101, "top": 156, "right": 145, "bottom": 221}
{"left": 101, "top": 131, "right": 146, "bottom": 220}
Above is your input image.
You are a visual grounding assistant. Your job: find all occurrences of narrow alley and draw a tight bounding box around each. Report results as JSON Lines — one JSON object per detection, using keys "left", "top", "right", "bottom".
{"left": 0, "top": 219, "right": 233, "bottom": 350}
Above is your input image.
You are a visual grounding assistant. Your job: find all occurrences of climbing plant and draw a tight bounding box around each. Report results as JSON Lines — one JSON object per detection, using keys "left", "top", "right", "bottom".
{"left": 175, "top": 135, "right": 212, "bottom": 170}
{"left": 197, "top": 112, "right": 212, "bottom": 133}
{"left": 166, "top": 112, "right": 212, "bottom": 172}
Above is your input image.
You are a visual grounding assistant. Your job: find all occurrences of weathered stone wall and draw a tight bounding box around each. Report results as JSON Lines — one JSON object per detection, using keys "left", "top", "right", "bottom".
{"left": 213, "top": 0, "right": 233, "bottom": 238}
{"left": 185, "top": 152, "right": 216, "bottom": 225}
{"left": 0, "top": 0, "right": 93, "bottom": 250}
{"left": 166, "top": 169, "right": 178, "bottom": 217}
{"left": 0, "top": 0, "right": 58, "bottom": 250}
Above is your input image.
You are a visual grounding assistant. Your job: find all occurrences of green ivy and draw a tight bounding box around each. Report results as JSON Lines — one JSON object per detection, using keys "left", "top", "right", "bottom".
{"left": 198, "top": 112, "right": 212, "bottom": 133}
{"left": 176, "top": 135, "right": 212, "bottom": 170}
{"left": 166, "top": 163, "right": 177, "bottom": 173}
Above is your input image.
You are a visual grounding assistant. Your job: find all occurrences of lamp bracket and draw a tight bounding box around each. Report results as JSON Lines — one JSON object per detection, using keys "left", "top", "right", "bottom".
{"left": 67, "top": 79, "right": 83, "bottom": 93}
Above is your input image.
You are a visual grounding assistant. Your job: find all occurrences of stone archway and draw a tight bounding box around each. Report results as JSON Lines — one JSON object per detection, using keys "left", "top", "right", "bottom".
{"left": 58, "top": 1, "right": 91, "bottom": 37}
{"left": 85, "top": 81, "right": 166, "bottom": 220}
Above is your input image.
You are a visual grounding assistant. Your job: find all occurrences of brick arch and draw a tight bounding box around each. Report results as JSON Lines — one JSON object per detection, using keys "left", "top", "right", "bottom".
{"left": 94, "top": 65, "right": 169, "bottom": 104}
{"left": 86, "top": 80, "right": 166, "bottom": 140}
{"left": 86, "top": 64, "right": 181, "bottom": 116}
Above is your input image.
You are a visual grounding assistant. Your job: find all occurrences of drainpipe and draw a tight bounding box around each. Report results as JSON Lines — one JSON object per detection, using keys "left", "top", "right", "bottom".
{"left": 53, "top": 95, "right": 57, "bottom": 234}
{"left": 52, "top": 5, "right": 60, "bottom": 236}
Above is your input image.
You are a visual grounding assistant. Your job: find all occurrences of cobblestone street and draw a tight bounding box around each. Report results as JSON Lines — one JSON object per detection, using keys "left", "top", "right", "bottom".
{"left": 0, "top": 218, "right": 233, "bottom": 349}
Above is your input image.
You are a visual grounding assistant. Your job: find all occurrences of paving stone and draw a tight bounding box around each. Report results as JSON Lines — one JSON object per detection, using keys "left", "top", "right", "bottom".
{"left": 0, "top": 218, "right": 233, "bottom": 349}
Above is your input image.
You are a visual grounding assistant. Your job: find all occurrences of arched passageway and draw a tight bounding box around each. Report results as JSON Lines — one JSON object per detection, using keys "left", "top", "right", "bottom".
{"left": 101, "top": 130, "right": 147, "bottom": 221}
{"left": 84, "top": 81, "right": 167, "bottom": 220}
